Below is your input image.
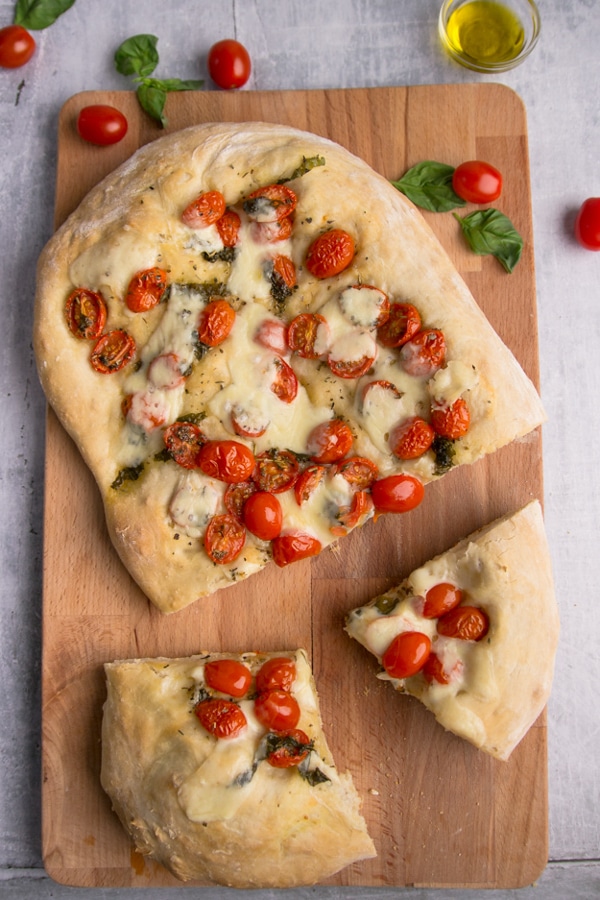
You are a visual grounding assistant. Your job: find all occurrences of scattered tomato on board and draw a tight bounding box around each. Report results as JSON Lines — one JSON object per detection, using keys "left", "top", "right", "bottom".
{"left": 452, "top": 160, "right": 503, "bottom": 204}
{"left": 207, "top": 39, "right": 251, "bottom": 89}
{"left": 574, "top": 197, "right": 600, "bottom": 250}
{"left": 0, "top": 24, "right": 35, "bottom": 68}
{"left": 76, "top": 105, "right": 128, "bottom": 145}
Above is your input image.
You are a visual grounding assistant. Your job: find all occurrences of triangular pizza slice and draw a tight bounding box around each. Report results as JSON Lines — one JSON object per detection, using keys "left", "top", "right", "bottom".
{"left": 345, "top": 500, "right": 559, "bottom": 760}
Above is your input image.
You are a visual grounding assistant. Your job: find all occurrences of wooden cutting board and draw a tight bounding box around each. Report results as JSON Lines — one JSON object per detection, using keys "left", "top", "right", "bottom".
{"left": 41, "top": 85, "right": 547, "bottom": 890}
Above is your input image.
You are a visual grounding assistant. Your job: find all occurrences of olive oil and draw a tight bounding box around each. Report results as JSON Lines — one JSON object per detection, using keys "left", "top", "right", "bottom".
{"left": 445, "top": 1, "right": 525, "bottom": 67}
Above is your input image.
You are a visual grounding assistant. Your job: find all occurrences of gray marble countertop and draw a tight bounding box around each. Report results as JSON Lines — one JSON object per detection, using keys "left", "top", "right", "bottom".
{"left": 1, "top": 1, "right": 599, "bottom": 897}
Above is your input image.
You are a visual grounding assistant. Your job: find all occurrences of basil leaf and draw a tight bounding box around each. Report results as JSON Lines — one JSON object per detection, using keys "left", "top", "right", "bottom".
{"left": 14, "top": 0, "right": 75, "bottom": 29}
{"left": 115, "top": 34, "right": 159, "bottom": 79}
{"left": 136, "top": 82, "right": 168, "bottom": 127}
{"left": 153, "top": 77, "right": 204, "bottom": 93}
{"left": 453, "top": 208, "right": 524, "bottom": 273}
{"left": 391, "top": 161, "right": 466, "bottom": 213}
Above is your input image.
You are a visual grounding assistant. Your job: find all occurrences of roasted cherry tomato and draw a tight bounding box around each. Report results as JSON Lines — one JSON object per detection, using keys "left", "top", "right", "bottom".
{"left": 287, "top": 313, "right": 330, "bottom": 359}
{"left": 437, "top": 606, "right": 490, "bottom": 641}
{"left": 204, "top": 513, "right": 246, "bottom": 564}
{"left": 389, "top": 416, "right": 435, "bottom": 460}
{"left": 181, "top": 190, "right": 227, "bottom": 228}
{"left": 76, "top": 104, "right": 128, "bottom": 146}
{"left": 147, "top": 352, "right": 185, "bottom": 390}
{"left": 307, "top": 419, "right": 353, "bottom": 464}
{"left": 254, "top": 317, "right": 288, "bottom": 354}
{"left": 163, "top": 421, "right": 206, "bottom": 469}
{"left": 430, "top": 397, "right": 471, "bottom": 440}
{"left": 331, "top": 490, "right": 372, "bottom": 536}
{"left": 294, "top": 464, "right": 327, "bottom": 505}
{"left": 422, "top": 653, "right": 463, "bottom": 686}
{"left": 334, "top": 456, "right": 379, "bottom": 492}
{"left": 243, "top": 184, "right": 297, "bottom": 222}
{"left": 253, "top": 449, "right": 299, "bottom": 493}
{"left": 198, "top": 440, "right": 255, "bottom": 483}
{"left": 224, "top": 480, "right": 256, "bottom": 520}
{"left": 207, "top": 38, "right": 252, "bottom": 90}
{"left": 271, "top": 355, "right": 298, "bottom": 403}
{"left": 252, "top": 216, "right": 294, "bottom": 244}
{"left": 65, "top": 288, "right": 107, "bottom": 340}
{"left": 574, "top": 197, "right": 600, "bottom": 250}
{"left": 399, "top": 328, "right": 446, "bottom": 378}
{"left": 242, "top": 490, "right": 283, "bottom": 541}
{"left": 195, "top": 697, "right": 247, "bottom": 739}
{"left": 377, "top": 302, "right": 422, "bottom": 348}
{"left": 339, "top": 284, "right": 390, "bottom": 329}
{"left": 254, "top": 689, "right": 301, "bottom": 731}
{"left": 360, "top": 379, "right": 402, "bottom": 411}
{"left": 422, "top": 583, "right": 464, "bottom": 619}
{"left": 0, "top": 25, "right": 35, "bottom": 68}
{"left": 256, "top": 657, "right": 296, "bottom": 693}
{"left": 305, "top": 229, "right": 355, "bottom": 279}
{"left": 382, "top": 631, "right": 432, "bottom": 679}
{"left": 327, "top": 340, "right": 377, "bottom": 379}
{"left": 198, "top": 298, "right": 236, "bottom": 347}
{"left": 452, "top": 160, "right": 503, "bottom": 204}
{"left": 271, "top": 531, "right": 322, "bottom": 567}
{"left": 90, "top": 330, "right": 135, "bottom": 374}
{"left": 230, "top": 406, "right": 269, "bottom": 438}
{"left": 371, "top": 473, "right": 425, "bottom": 514}
{"left": 204, "top": 659, "right": 252, "bottom": 697}
{"left": 215, "top": 209, "right": 241, "bottom": 247}
{"left": 125, "top": 267, "right": 168, "bottom": 313}
{"left": 270, "top": 254, "right": 297, "bottom": 292}
{"left": 266, "top": 729, "right": 311, "bottom": 768}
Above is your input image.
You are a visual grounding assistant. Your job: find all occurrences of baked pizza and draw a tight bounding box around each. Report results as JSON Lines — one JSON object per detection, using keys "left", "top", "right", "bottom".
{"left": 345, "top": 500, "right": 559, "bottom": 760}
{"left": 100, "top": 648, "right": 376, "bottom": 887}
{"left": 34, "top": 121, "right": 546, "bottom": 613}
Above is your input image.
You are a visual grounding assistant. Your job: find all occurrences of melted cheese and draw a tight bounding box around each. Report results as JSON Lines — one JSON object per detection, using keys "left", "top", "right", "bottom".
{"left": 168, "top": 473, "right": 224, "bottom": 538}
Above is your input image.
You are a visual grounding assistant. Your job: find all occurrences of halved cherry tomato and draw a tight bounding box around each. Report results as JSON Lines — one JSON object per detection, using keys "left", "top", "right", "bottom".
{"left": 195, "top": 697, "right": 247, "bottom": 738}
{"left": 252, "top": 216, "right": 294, "bottom": 244}
{"left": 147, "top": 352, "right": 185, "bottom": 390}
{"left": 270, "top": 255, "right": 297, "bottom": 292}
{"left": 215, "top": 209, "right": 241, "bottom": 247}
{"left": 335, "top": 456, "right": 379, "bottom": 491}
{"left": 574, "top": 197, "right": 600, "bottom": 251}
{"left": 271, "top": 356, "right": 298, "bottom": 403}
{"left": 328, "top": 331, "right": 377, "bottom": 379}
{"left": 204, "top": 513, "right": 246, "bottom": 564}
{"left": 294, "top": 464, "right": 327, "bottom": 505}
{"left": 125, "top": 267, "right": 168, "bottom": 313}
{"left": 266, "top": 729, "right": 311, "bottom": 768}
{"left": 163, "top": 421, "right": 206, "bottom": 469}
{"left": 256, "top": 657, "right": 296, "bottom": 693}
{"left": 90, "top": 330, "right": 135, "bottom": 374}
{"left": 0, "top": 25, "right": 35, "bottom": 68}
{"left": 377, "top": 302, "right": 421, "bottom": 348}
{"left": 198, "top": 440, "right": 255, "bottom": 483}
{"left": 254, "top": 689, "right": 301, "bottom": 731}
{"left": 244, "top": 184, "right": 297, "bottom": 222}
{"left": 207, "top": 38, "right": 252, "bottom": 90}
{"left": 307, "top": 419, "right": 353, "bottom": 464}
{"left": 76, "top": 104, "right": 128, "bottom": 146}
{"left": 330, "top": 490, "right": 372, "bottom": 536}
{"left": 338, "top": 284, "right": 390, "bottom": 329}
{"left": 422, "top": 583, "right": 463, "bottom": 619}
{"left": 389, "top": 416, "right": 435, "bottom": 460}
{"left": 125, "top": 390, "right": 169, "bottom": 431}
{"left": 65, "top": 288, "right": 107, "bottom": 340}
{"left": 430, "top": 397, "right": 471, "bottom": 440}
{"left": 243, "top": 491, "right": 283, "bottom": 541}
{"left": 204, "top": 659, "right": 252, "bottom": 697}
{"left": 287, "top": 313, "right": 330, "bottom": 359}
{"left": 305, "top": 229, "right": 355, "bottom": 279}
{"left": 254, "top": 318, "right": 288, "bottom": 354}
{"left": 382, "top": 631, "right": 432, "bottom": 679}
{"left": 360, "top": 379, "right": 402, "bottom": 411}
{"left": 371, "top": 473, "right": 425, "bottom": 514}
{"left": 422, "top": 653, "right": 463, "bottom": 686}
{"left": 271, "top": 531, "right": 322, "bottom": 567}
{"left": 181, "top": 190, "right": 227, "bottom": 228}
{"left": 452, "top": 160, "right": 503, "bottom": 204}
{"left": 230, "top": 405, "right": 269, "bottom": 438}
{"left": 399, "top": 329, "right": 446, "bottom": 378}
{"left": 253, "top": 449, "right": 299, "bottom": 493}
{"left": 224, "top": 481, "right": 256, "bottom": 520}
{"left": 437, "top": 606, "right": 490, "bottom": 641}
{"left": 198, "top": 298, "right": 236, "bottom": 347}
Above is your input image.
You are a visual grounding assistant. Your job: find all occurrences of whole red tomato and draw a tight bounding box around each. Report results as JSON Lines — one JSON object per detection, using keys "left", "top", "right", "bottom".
{"left": 574, "top": 197, "right": 600, "bottom": 250}
{"left": 208, "top": 39, "right": 251, "bottom": 89}
{"left": 0, "top": 24, "right": 35, "bottom": 68}
{"left": 77, "top": 105, "right": 128, "bottom": 146}
{"left": 452, "top": 160, "right": 503, "bottom": 204}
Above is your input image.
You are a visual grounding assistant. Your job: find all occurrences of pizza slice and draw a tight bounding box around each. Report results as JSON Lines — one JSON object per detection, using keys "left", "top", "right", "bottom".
{"left": 34, "top": 121, "right": 546, "bottom": 613}
{"left": 345, "top": 500, "right": 559, "bottom": 760}
{"left": 100, "top": 648, "right": 375, "bottom": 887}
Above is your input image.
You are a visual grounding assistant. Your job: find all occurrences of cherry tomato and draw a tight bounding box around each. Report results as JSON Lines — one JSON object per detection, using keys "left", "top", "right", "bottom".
{"left": 574, "top": 197, "right": 600, "bottom": 250}
{"left": 204, "top": 659, "right": 252, "bottom": 697}
{"left": 271, "top": 356, "right": 298, "bottom": 403}
{"left": 65, "top": 288, "right": 107, "bottom": 340}
{"left": 430, "top": 398, "right": 470, "bottom": 440}
{"left": 254, "top": 689, "right": 301, "bottom": 731}
{"left": 76, "top": 104, "right": 128, "bottom": 146}
{"left": 422, "top": 583, "right": 463, "bottom": 619}
{"left": 422, "top": 653, "right": 463, "bottom": 686}
{"left": 307, "top": 419, "right": 353, "bottom": 464}
{"left": 252, "top": 217, "right": 294, "bottom": 244}
{"left": 147, "top": 352, "right": 185, "bottom": 390}
{"left": 389, "top": 416, "right": 435, "bottom": 460}
{"left": 231, "top": 406, "right": 269, "bottom": 438}
{"left": 242, "top": 491, "right": 283, "bottom": 541}
{"left": 271, "top": 531, "right": 322, "bottom": 567}
{"left": 0, "top": 25, "right": 35, "bottom": 68}
{"left": 125, "top": 390, "right": 169, "bottom": 431}
{"left": 198, "top": 440, "right": 255, "bottom": 483}
{"left": 181, "top": 190, "right": 226, "bottom": 229}
{"left": 371, "top": 473, "right": 425, "bottom": 514}
{"left": 294, "top": 464, "right": 327, "bottom": 505}
{"left": 195, "top": 697, "right": 247, "bottom": 739}
{"left": 339, "top": 284, "right": 390, "bottom": 329}
{"left": 287, "top": 313, "right": 330, "bottom": 359}
{"left": 215, "top": 209, "right": 241, "bottom": 247}
{"left": 270, "top": 254, "right": 297, "bottom": 291}
{"left": 437, "top": 606, "right": 490, "bottom": 641}
{"left": 254, "top": 318, "right": 288, "bottom": 354}
{"left": 204, "top": 513, "right": 246, "bottom": 565}
{"left": 125, "top": 267, "right": 168, "bottom": 313}
{"left": 244, "top": 184, "right": 297, "bottom": 222}
{"left": 207, "top": 38, "right": 252, "bottom": 90}
{"left": 335, "top": 456, "right": 379, "bottom": 491}
{"left": 360, "top": 379, "right": 402, "bottom": 411}
{"left": 266, "top": 729, "right": 311, "bottom": 768}
{"left": 224, "top": 480, "right": 256, "bottom": 520}
{"left": 90, "top": 330, "right": 135, "bottom": 374}
{"left": 253, "top": 449, "right": 299, "bottom": 493}
{"left": 328, "top": 334, "right": 377, "bottom": 379}
{"left": 452, "top": 160, "right": 503, "bottom": 204}
{"left": 377, "top": 302, "right": 422, "bottom": 348}
{"left": 382, "top": 631, "right": 432, "bottom": 679}
{"left": 399, "top": 328, "right": 446, "bottom": 378}
{"left": 331, "top": 490, "right": 372, "bottom": 536}
{"left": 163, "top": 421, "right": 206, "bottom": 469}
{"left": 198, "top": 298, "right": 236, "bottom": 347}
{"left": 305, "top": 229, "right": 355, "bottom": 279}
{"left": 256, "top": 657, "right": 296, "bottom": 693}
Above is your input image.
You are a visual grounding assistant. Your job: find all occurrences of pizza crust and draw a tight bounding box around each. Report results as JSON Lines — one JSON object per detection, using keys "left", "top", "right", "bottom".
{"left": 345, "top": 500, "right": 559, "bottom": 760}
{"left": 100, "top": 649, "right": 375, "bottom": 887}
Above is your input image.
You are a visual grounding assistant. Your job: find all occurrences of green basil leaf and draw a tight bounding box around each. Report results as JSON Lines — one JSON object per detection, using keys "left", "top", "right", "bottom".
{"left": 152, "top": 77, "right": 204, "bottom": 93}
{"left": 136, "top": 82, "right": 167, "bottom": 127}
{"left": 453, "top": 208, "right": 524, "bottom": 273}
{"left": 14, "top": 0, "right": 76, "bottom": 30}
{"left": 391, "top": 161, "right": 466, "bottom": 213}
{"left": 115, "top": 34, "right": 159, "bottom": 78}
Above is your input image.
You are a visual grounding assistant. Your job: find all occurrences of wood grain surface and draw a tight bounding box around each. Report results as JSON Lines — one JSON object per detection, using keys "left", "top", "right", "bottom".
{"left": 41, "top": 85, "right": 546, "bottom": 889}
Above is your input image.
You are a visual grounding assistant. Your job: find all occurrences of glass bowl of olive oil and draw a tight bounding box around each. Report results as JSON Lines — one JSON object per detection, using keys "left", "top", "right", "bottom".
{"left": 439, "top": 0, "right": 541, "bottom": 72}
